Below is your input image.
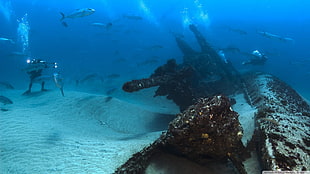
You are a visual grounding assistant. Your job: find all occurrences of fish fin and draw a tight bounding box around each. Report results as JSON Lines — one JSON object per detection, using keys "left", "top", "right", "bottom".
{"left": 60, "top": 12, "right": 65, "bottom": 21}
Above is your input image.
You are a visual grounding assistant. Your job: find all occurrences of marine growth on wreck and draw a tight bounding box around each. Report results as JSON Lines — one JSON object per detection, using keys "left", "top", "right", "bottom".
{"left": 120, "top": 25, "right": 310, "bottom": 173}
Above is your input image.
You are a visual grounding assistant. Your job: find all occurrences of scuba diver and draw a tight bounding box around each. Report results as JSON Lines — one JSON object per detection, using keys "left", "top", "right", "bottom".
{"left": 242, "top": 50, "right": 268, "bottom": 65}
{"left": 23, "top": 58, "right": 58, "bottom": 95}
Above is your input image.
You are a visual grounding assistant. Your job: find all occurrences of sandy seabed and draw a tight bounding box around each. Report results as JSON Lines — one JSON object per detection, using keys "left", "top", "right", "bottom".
{"left": 0, "top": 88, "right": 179, "bottom": 174}
{"left": 1, "top": 85, "right": 309, "bottom": 174}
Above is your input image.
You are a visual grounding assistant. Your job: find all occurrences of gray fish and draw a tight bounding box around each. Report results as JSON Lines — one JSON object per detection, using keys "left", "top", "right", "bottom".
{"left": 60, "top": 8, "right": 95, "bottom": 21}
{"left": 0, "top": 96, "right": 13, "bottom": 105}
{"left": 91, "top": 22, "right": 112, "bottom": 29}
{"left": 61, "top": 21, "right": 68, "bottom": 27}
{"left": 257, "top": 31, "right": 294, "bottom": 42}
{"left": 1, "top": 108, "right": 9, "bottom": 111}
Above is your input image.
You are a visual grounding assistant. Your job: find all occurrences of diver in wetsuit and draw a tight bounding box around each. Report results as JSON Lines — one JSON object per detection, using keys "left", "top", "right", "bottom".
{"left": 23, "top": 58, "right": 57, "bottom": 95}
{"left": 242, "top": 50, "right": 268, "bottom": 65}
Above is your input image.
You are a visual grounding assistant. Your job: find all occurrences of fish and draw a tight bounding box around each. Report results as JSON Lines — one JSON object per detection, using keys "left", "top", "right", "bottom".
{"left": 257, "top": 31, "right": 294, "bottom": 42}
{"left": 282, "top": 37, "right": 294, "bottom": 42}
{"left": 0, "top": 96, "right": 13, "bottom": 105}
{"left": 53, "top": 73, "right": 64, "bottom": 97}
{"left": 1, "top": 108, "right": 9, "bottom": 112}
{"left": 0, "top": 81, "right": 14, "bottom": 89}
{"left": 60, "top": 8, "right": 95, "bottom": 21}
{"left": 61, "top": 21, "right": 68, "bottom": 27}
{"left": 90, "top": 22, "right": 112, "bottom": 29}
{"left": 0, "top": 37, "right": 14, "bottom": 44}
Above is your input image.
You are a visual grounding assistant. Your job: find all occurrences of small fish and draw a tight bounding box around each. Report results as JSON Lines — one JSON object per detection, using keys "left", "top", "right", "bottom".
{"left": 0, "top": 81, "right": 14, "bottom": 89}
{"left": 90, "top": 22, "right": 112, "bottom": 29}
{"left": 0, "top": 96, "right": 13, "bottom": 105}
{"left": 0, "top": 37, "right": 15, "bottom": 44}
{"left": 61, "top": 21, "right": 68, "bottom": 27}
{"left": 282, "top": 37, "right": 294, "bottom": 42}
{"left": 60, "top": 8, "right": 95, "bottom": 21}
{"left": 257, "top": 31, "right": 294, "bottom": 42}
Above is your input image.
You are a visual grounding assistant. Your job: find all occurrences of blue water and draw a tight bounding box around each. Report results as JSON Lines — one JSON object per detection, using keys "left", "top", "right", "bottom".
{"left": 0, "top": 0, "right": 309, "bottom": 99}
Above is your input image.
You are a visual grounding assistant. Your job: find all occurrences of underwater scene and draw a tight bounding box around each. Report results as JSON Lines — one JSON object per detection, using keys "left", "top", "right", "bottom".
{"left": 0, "top": 0, "right": 309, "bottom": 173}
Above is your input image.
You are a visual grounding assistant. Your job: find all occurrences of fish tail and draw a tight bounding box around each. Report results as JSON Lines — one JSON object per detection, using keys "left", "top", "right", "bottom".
{"left": 60, "top": 12, "right": 65, "bottom": 21}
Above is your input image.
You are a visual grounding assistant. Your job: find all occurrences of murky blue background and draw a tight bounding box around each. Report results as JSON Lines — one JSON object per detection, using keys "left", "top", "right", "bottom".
{"left": 1, "top": 0, "right": 309, "bottom": 99}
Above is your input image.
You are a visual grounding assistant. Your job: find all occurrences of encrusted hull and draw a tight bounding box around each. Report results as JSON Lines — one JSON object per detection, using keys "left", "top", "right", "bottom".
{"left": 243, "top": 72, "right": 310, "bottom": 171}
{"left": 115, "top": 73, "right": 310, "bottom": 173}
{"left": 114, "top": 95, "right": 247, "bottom": 174}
